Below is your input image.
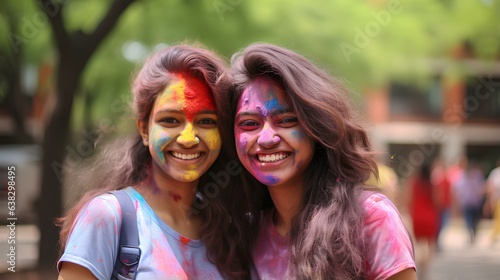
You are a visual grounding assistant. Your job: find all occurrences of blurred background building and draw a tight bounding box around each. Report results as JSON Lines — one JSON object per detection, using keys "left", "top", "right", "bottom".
{"left": 366, "top": 41, "right": 500, "bottom": 180}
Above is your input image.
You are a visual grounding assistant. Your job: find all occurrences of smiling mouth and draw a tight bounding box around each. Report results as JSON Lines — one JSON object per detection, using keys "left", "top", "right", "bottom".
{"left": 257, "top": 153, "right": 290, "bottom": 163}
{"left": 171, "top": 152, "right": 202, "bottom": 160}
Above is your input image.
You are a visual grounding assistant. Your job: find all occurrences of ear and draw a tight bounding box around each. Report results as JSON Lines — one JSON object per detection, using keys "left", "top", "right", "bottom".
{"left": 137, "top": 119, "right": 149, "bottom": 146}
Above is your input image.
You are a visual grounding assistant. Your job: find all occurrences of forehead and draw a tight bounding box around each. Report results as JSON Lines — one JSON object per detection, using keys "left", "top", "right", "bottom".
{"left": 237, "top": 77, "right": 292, "bottom": 117}
{"left": 154, "top": 73, "right": 213, "bottom": 107}
{"left": 240, "top": 77, "right": 286, "bottom": 102}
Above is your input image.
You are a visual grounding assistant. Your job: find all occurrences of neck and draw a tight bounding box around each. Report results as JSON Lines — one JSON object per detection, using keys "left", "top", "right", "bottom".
{"left": 268, "top": 181, "right": 304, "bottom": 237}
{"left": 136, "top": 165, "right": 202, "bottom": 237}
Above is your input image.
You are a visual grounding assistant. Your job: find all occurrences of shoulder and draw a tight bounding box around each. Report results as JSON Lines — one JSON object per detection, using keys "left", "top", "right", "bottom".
{"left": 67, "top": 190, "right": 129, "bottom": 233}
{"left": 360, "top": 191, "right": 406, "bottom": 229}
{"left": 80, "top": 192, "right": 121, "bottom": 219}
{"left": 488, "top": 167, "right": 500, "bottom": 179}
{"left": 59, "top": 191, "right": 124, "bottom": 279}
{"left": 360, "top": 190, "right": 412, "bottom": 243}
{"left": 361, "top": 191, "right": 396, "bottom": 213}
{"left": 361, "top": 192, "right": 416, "bottom": 278}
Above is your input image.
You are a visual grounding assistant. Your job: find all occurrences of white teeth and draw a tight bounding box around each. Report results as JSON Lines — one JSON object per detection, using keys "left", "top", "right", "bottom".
{"left": 171, "top": 152, "right": 201, "bottom": 160}
{"left": 258, "top": 153, "right": 290, "bottom": 162}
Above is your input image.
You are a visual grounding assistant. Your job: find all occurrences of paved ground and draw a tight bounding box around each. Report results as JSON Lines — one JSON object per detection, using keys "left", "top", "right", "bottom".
{"left": 426, "top": 218, "right": 500, "bottom": 280}
{"left": 1, "top": 218, "right": 499, "bottom": 279}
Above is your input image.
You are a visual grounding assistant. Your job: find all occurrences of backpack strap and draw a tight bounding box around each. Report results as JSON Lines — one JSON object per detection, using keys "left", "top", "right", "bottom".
{"left": 110, "top": 190, "right": 141, "bottom": 280}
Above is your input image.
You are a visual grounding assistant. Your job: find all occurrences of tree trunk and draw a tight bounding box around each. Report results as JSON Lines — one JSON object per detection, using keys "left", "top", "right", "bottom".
{"left": 37, "top": 56, "right": 81, "bottom": 269}
{"left": 35, "top": 0, "right": 135, "bottom": 270}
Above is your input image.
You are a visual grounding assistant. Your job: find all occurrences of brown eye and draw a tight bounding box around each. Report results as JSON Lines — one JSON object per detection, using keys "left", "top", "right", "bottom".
{"left": 157, "top": 117, "right": 180, "bottom": 127}
{"left": 238, "top": 120, "right": 260, "bottom": 131}
{"left": 278, "top": 117, "right": 298, "bottom": 127}
{"left": 198, "top": 118, "right": 217, "bottom": 128}
{"left": 159, "top": 117, "right": 179, "bottom": 124}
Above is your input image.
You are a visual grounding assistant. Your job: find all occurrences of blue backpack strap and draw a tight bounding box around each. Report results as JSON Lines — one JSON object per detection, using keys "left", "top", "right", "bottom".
{"left": 109, "top": 190, "right": 141, "bottom": 280}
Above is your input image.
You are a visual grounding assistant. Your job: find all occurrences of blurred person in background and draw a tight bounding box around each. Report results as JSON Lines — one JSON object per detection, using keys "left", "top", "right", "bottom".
{"left": 485, "top": 158, "right": 500, "bottom": 244}
{"left": 447, "top": 155, "right": 467, "bottom": 187}
{"left": 452, "top": 158, "right": 486, "bottom": 245}
{"left": 409, "top": 159, "right": 440, "bottom": 280}
{"left": 431, "top": 157, "right": 452, "bottom": 251}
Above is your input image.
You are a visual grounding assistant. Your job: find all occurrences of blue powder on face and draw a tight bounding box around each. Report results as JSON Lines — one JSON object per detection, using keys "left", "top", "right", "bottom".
{"left": 264, "top": 98, "right": 285, "bottom": 114}
{"left": 153, "top": 135, "right": 172, "bottom": 164}
{"left": 263, "top": 175, "right": 281, "bottom": 185}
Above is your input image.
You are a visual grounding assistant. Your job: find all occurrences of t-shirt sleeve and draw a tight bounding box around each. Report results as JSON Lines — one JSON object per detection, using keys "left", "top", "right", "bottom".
{"left": 362, "top": 192, "right": 416, "bottom": 280}
{"left": 58, "top": 194, "right": 121, "bottom": 280}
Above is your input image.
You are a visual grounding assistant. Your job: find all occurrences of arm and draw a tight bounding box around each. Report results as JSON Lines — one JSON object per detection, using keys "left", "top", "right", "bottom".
{"left": 58, "top": 262, "right": 97, "bottom": 280}
{"left": 386, "top": 268, "right": 417, "bottom": 280}
{"left": 58, "top": 194, "right": 121, "bottom": 279}
{"left": 362, "top": 192, "right": 417, "bottom": 280}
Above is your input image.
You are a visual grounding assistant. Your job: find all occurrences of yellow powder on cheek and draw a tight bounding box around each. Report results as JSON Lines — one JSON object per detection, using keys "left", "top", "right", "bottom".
{"left": 205, "top": 129, "right": 222, "bottom": 151}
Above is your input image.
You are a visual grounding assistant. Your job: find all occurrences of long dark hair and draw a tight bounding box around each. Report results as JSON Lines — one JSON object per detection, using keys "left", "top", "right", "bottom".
{"left": 221, "top": 43, "right": 378, "bottom": 279}
{"left": 58, "top": 44, "right": 252, "bottom": 279}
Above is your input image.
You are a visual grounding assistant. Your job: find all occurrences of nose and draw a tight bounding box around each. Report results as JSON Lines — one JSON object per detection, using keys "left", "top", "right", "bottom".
{"left": 257, "top": 124, "right": 280, "bottom": 148}
{"left": 177, "top": 123, "right": 199, "bottom": 147}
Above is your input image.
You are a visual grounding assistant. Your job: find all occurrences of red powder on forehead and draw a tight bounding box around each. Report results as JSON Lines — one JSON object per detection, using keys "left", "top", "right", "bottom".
{"left": 175, "top": 72, "right": 215, "bottom": 121}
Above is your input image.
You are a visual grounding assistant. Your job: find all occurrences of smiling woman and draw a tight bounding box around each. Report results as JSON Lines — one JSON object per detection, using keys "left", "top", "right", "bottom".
{"left": 222, "top": 43, "right": 418, "bottom": 280}
{"left": 56, "top": 44, "right": 253, "bottom": 280}
{"left": 234, "top": 76, "right": 314, "bottom": 187}
{"left": 139, "top": 72, "right": 221, "bottom": 183}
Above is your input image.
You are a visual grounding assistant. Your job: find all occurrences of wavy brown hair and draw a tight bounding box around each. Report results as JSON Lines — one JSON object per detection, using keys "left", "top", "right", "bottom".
{"left": 58, "top": 44, "right": 252, "bottom": 279}
{"left": 220, "top": 43, "right": 378, "bottom": 279}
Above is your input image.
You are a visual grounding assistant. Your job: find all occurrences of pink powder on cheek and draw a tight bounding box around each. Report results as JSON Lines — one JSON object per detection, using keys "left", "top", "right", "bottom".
{"left": 236, "top": 133, "right": 250, "bottom": 155}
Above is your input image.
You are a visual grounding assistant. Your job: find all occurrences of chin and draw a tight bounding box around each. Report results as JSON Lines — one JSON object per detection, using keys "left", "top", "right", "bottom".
{"left": 256, "top": 174, "right": 281, "bottom": 186}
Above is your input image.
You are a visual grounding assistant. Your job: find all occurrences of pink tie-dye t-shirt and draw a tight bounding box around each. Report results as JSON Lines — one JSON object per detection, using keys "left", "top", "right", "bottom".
{"left": 58, "top": 187, "right": 223, "bottom": 280}
{"left": 252, "top": 191, "right": 415, "bottom": 280}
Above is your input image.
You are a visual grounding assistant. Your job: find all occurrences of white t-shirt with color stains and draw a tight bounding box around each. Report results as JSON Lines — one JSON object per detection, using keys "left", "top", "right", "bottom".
{"left": 58, "top": 187, "right": 223, "bottom": 280}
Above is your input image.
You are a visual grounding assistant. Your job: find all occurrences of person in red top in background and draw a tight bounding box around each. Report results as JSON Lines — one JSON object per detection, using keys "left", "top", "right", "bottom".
{"left": 410, "top": 159, "right": 440, "bottom": 280}
{"left": 432, "top": 158, "right": 452, "bottom": 251}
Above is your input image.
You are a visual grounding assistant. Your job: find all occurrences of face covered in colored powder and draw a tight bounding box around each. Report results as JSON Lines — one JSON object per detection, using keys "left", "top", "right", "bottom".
{"left": 234, "top": 76, "right": 315, "bottom": 187}
{"left": 141, "top": 73, "right": 221, "bottom": 183}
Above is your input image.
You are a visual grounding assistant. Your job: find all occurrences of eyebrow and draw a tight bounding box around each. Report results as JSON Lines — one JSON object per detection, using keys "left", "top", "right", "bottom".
{"left": 236, "top": 108, "right": 293, "bottom": 119}
{"left": 197, "top": 109, "right": 217, "bottom": 115}
{"left": 155, "top": 108, "right": 216, "bottom": 115}
{"left": 155, "top": 108, "right": 183, "bottom": 115}
{"left": 235, "top": 111, "right": 260, "bottom": 118}
{"left": 270, "top": 108, "right": 293, "bottom": 117}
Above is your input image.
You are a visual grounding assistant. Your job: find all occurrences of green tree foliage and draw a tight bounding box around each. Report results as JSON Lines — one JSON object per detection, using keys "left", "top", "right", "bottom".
{"left": 72, "top": 0, "right": 500, "bottom": 129}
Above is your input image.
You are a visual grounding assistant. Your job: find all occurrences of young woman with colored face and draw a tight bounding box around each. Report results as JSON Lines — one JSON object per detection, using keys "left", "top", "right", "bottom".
{"left": 221, "top": 43, "right": 417, "bottom": 280}
{"left": 57, "top": 45, "right": 253, "bottom": 279}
